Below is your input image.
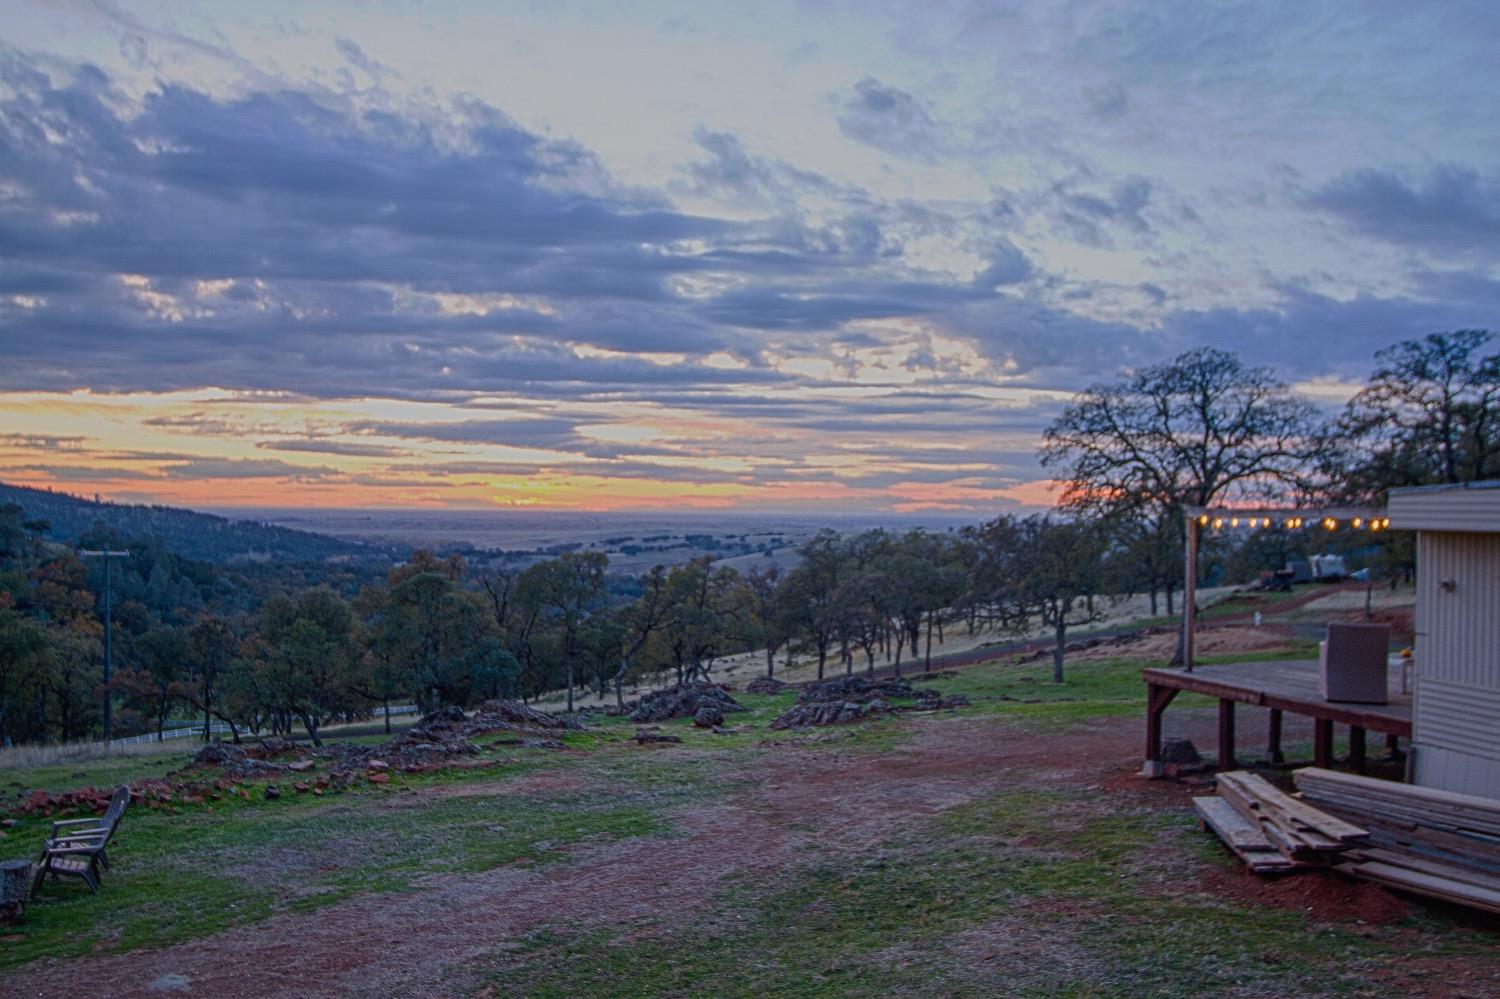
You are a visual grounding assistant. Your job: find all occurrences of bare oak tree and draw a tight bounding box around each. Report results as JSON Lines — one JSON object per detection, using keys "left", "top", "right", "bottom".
{"left": 1041, "top": 347, "right": 1318, "bottom": 518}
{"left": 1328, "top": 329, "right": 1500, "bottom": 497}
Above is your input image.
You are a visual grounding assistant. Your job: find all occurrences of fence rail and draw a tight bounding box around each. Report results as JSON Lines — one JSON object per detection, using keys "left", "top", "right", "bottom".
{"left": 105, "top": 704, "right": 421, "bottom": 748}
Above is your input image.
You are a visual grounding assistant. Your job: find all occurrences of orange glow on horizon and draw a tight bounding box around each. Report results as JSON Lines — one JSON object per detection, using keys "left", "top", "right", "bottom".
{"left": 1, "top": 390, "right": 1060, "bottom": 515}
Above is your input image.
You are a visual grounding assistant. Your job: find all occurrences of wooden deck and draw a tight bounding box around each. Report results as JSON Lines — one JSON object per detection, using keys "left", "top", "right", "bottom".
{"left": 1143, "top": 659, "right": 1412, "bottom": 777}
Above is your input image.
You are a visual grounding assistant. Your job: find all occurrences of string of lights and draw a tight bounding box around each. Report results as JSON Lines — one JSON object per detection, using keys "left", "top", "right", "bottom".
{"left": 1190, "top": 512, "right": 1392, "bottom": 531}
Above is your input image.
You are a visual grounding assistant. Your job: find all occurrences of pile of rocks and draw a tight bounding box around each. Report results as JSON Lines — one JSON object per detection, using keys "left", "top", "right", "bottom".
{"left": 11, "top": 770, "right": 357, "bottom": 818}
{"left": 769, "top": 698, "right": 895, "bottom": 729}
{"left": 193, "top": 738, "right": 310, "bottom": 780}
{"left": 744, "top": 675, "right": 791, "bottom": 695}
{"left": 475, "top": 699, "right": 580, "bottom": 731}
{"left": 914, "top": 693, "right": 971, "bottom": 711}
{"left": 797, "top": 675, "right": 935, "bottom": 704}
{"left": 627, "top": 682, "right": 745, "bottom": 724}
{"left": 770, "top": 673, "right": 967, "bottom": 729}
{"left": 632, "top": 727, "right": 683, "bottom": 745}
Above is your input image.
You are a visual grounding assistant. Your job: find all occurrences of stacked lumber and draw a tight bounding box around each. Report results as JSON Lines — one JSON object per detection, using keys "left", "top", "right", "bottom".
{"left": 1294, "top": 767, "right": 1500, "bottom": 914}
{"left": 1194, "top": 770, "right": 1366, "bottom": 874}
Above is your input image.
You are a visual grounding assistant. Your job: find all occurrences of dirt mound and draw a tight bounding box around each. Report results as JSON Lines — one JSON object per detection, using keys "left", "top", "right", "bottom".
{"left": 1197, "top": 865, "right": 1411, "bottom": 925}
{"left": 744, "top": 676, "right": 791, "bottom": 695}
{"left": 628, "top": 682, "right": 745, "bottom": 723}
{"left": 1335, "top": 606, "right": 1415, "bottom": 644}
{"left": 247, "top": 736, "right": 310, "bottom": 760}
{"left": 189, "top": 744, "right": 289, "bottom": 779}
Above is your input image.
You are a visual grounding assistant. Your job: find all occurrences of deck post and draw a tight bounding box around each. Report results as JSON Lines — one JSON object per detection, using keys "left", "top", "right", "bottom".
{"left": 1314, "top": 719, "right": 1334, "bottom": 768}
{"left": 1183, "top": 513, "right": 1199, "bottom": 672}
{"left": 1142, "top": 683, "right": 1179, "bottom": 778}
{"left": 1267, "top": 708, "right": 1283, "bottom": 765}
{"left": 1349, "top": 725, "right": 1367, "bottom": 773}
{"left": 1217, "top": 698, "right": 1235, "bottom": 770}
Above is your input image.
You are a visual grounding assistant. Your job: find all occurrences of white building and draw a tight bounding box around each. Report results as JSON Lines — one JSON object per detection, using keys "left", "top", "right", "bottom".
{"left": 1389, "top": 480, "right": 1500, "bottom": 798}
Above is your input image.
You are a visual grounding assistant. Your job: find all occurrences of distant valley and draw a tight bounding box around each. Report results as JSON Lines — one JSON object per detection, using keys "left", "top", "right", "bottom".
{"left": 214, "top": 507, "right": 977, "bottom": 573}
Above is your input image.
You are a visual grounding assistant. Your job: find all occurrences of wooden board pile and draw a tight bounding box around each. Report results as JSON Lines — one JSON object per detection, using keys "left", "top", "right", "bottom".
{"left": 1295, "top": 767, "right": 1500, "bottom": 915}
{"left": 1194, "top": 771, "right": 1368, "bottom": 874}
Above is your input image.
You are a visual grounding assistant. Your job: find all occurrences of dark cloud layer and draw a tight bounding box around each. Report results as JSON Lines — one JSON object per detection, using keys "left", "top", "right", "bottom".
{"left": 1307, "top": 164, "right": 1500, "bottom": 256}
{"left": 1, "top": 46, "right": 1497, "bottom": 508}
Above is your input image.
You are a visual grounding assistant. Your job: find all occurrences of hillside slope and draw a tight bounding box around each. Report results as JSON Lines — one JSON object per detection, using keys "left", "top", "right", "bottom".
{"left": 0, "top": 482, "right": 396, "bottom": 564}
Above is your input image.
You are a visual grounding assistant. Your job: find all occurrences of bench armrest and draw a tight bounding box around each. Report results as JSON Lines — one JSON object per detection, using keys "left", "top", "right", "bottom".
{"left": 49, "top": 830, "right": 107, "bottom": 846}
{"left": 43, "top": 843, "right": 105, "bottom": 856}
{"left": 49, "top": 817, "right": 104, "bottom": 832}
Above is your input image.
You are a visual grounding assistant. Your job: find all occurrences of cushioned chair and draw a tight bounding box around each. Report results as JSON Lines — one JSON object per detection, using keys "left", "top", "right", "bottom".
{"left": 1320, "top": 622, "right": 1391, "bottom": 704}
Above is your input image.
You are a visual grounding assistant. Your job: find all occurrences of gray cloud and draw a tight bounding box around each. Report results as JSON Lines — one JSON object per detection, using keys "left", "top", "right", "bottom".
{"left": 258, "top": 439, "right": 414, "bottom": 458}
{"left": 836, "top": 77, "right": 954, "bottom": 163}
{"left": 1306, "top": 164, "right": 1500, "bottom": 255}
{"left": 1052, "top": 178, "right": 1153, "bottom": 247}
{"left": 158, "top": 458, "right": 339, "bottom": 480}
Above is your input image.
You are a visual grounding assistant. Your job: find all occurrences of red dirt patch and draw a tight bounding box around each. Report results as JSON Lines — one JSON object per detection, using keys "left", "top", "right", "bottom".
{"left": 1197, "top": 864, "right": 1412, "bottom": 925}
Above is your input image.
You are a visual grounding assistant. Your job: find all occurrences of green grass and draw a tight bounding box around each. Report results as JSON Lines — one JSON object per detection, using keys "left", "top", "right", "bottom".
{"left": 916, "top": 657, "right": 1210, "bottom": 726}
{"left": 489, "top": 786, "right": 1465, "bottom": 998}
{"left": 2, "top": 747, "right": 718, "bottom": 969}
{"left": 6, "top": 646, "right": 1490, "bottom": 994}
{"left": 2, "top": 750, "right": 199, "bottom": 800}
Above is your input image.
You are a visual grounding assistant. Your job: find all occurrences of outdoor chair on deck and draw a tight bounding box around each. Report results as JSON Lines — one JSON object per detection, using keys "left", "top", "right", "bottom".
{"left": 31, "top": 785, "right": 130, "bottom": 898}
{"left": 1320, "top": 622, "right": 1391, "bottom": 704}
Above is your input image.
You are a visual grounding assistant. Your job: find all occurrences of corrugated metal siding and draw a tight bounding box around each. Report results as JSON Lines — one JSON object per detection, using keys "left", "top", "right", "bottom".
{"left": 1414, "top": 745, "right": 1500, "bottom": 799}
{"left": 1415, "top": 534, "right": 1500, "bottom": 689}
{"left": 1413, "top": 531, "right": 1500, "bottom": 798}
{"left": 1414, "top": 679, "right": 1500, "bottom": 754}
{"left": 1389, "top": 485, "right": 1500, "bottom": 532}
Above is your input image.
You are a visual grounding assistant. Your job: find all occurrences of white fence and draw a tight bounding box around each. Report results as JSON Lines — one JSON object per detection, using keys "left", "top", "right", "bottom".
{"left": 106, "top": 704, "right": 421, "bottom": 748}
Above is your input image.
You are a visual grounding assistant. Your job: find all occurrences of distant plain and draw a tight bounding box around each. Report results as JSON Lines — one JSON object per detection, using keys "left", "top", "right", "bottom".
{"left": 212, "top": 508, "right": 976, "bottom": 573}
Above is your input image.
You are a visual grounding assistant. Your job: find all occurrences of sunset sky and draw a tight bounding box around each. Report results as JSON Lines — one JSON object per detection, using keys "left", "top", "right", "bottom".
{"left": 1, "top": 2, "right": 1496, "bottom": 513}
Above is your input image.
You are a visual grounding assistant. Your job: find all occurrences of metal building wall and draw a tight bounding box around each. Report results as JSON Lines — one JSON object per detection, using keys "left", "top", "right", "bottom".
{"left": 1412, "top": 532, "right": 1500, "bottom": 797}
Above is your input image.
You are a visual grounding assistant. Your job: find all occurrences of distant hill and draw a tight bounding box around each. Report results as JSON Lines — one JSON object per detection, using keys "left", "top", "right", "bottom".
{"left": 0, "top": 482, "right": 400, "bottom": 564}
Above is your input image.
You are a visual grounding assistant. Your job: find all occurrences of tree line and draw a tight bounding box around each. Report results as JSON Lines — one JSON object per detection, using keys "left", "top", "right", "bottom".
{"left": 0, "top": 329, "right": 1494, "bottom": 746}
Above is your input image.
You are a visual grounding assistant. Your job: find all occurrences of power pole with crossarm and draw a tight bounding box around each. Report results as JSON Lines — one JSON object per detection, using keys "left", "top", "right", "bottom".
{"left": 80, "top": 549, "right": 130, "bottom": 745}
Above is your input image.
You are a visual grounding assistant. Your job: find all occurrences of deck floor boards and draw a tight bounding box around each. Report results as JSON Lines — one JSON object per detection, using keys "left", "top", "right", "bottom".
{"left": 1144, "top": 659, "right": 1411, "bottom": 735}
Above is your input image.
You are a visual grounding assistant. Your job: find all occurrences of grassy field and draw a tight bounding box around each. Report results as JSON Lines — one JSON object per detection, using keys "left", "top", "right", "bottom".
{"left": 4, "top": 651, "right": 1497, "bottom": 997}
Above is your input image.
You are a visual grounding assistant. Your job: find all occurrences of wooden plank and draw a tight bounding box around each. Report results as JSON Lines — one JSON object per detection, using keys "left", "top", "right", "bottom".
{"left": 1216, "top": 774, "right": 1347, "bottom": 851}
{"left": 1221, "top": 771, "right": 1367, "bottom": 842}
{"left": 1295, "top": 768, "right": 1500, "bottom": 839}
{"left": 1351, "top": 848, "right": 1500, "bottom": 894}
{"left": 1297, "top": 767, "right": 1500, "bottom": 814}
{"left": 1338, "top": 860, "right": 1500, "bottom": 916}
{"left": 1194, "top": 796, "right": 1274, "bottom": 852}
{"left": 1195, "top": 797, "right": 1296, "bottom": 873}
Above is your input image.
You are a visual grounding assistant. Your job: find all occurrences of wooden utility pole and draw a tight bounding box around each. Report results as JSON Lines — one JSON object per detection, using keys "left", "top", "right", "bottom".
{"left": 80, "top": 549, "right": 130, "bottom": 745}
{"left": 1183, "top": 513, "right": 1198, "bottom": 673}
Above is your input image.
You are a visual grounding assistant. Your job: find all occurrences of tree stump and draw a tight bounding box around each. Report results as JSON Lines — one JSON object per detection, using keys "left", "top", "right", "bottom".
{"left": 1, "top": 859, "right": 31, "bottom": 923}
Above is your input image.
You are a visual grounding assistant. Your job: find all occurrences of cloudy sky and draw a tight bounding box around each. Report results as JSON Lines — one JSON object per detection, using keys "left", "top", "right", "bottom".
{"left": 0, "top": 1, "right": 1495, "bottom": 513}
